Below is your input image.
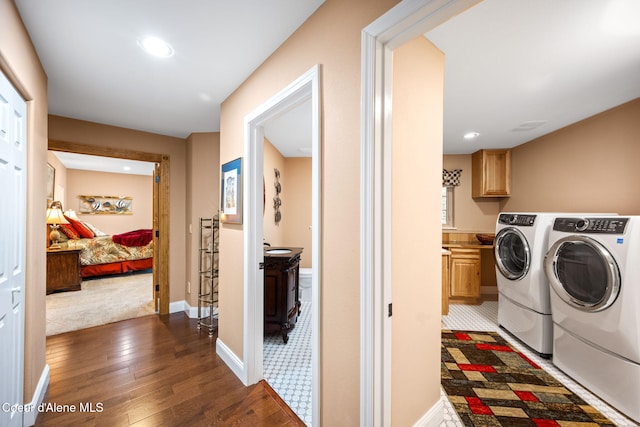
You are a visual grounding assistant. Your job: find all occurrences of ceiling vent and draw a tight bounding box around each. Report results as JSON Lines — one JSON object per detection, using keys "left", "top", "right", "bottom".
{"left": 511, "top": 120, "right": 547, "bottom": 132}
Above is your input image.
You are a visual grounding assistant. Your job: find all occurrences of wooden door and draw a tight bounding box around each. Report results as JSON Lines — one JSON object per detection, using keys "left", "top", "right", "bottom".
{"left": 153, "top": 162, "right": 159, "bottom": 310}
{"left": 0, "top": 69, "right": 27, "bottom": 427}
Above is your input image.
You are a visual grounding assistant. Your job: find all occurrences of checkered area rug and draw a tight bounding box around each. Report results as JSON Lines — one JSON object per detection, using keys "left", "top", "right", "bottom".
{"left": 441, "top": 330, "right": 615, "bottom": 426}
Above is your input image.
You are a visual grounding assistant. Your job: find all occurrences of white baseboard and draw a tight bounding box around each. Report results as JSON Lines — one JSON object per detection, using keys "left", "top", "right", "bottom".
{"left": 22, "top": 364, "right": 50, "bottom": 427}
{"left": 169, "top": 300, "right": 187, "bottom": 314}
{"left": 216, "top": 338, "right": 246, "bottom": 385}
{"left": 170, "top": 300, "right": 218, "bottom": 319}
{"left": 412, "top": 397, "right": 444, "bottom": 427}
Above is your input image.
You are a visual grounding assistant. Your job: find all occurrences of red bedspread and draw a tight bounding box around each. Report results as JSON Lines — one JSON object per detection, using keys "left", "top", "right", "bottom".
{"left": 112, "top": 229, "right": 153, "bottom": 247}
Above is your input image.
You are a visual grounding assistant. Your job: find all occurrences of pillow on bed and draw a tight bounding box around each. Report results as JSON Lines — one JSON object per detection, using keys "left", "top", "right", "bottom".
{"left": 83, "top": 221, "right": 107, "bottom": 237}
{"left": 58, "top": 223, "right": 81, "bottom": 240}
{"left": 64, "top": 215, "right": 94, "bottom": 238}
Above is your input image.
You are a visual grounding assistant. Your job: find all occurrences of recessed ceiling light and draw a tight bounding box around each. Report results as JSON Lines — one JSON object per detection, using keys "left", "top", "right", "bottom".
{"left": 123, "top": 166, "right": 131, "bottom": 171}
{"left": 137, "top": 36, "right": 174, "bottom": 58}
{"left": 464, "top": 132, "right": 480, "bottom": 140}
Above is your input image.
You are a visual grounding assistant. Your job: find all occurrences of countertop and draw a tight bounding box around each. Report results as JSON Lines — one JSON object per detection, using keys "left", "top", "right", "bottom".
{"left": 263, "top": 247, "right": 304, "bottom": 258}
{"left": 442, "top": 242, "right": 494, "bottom": 250}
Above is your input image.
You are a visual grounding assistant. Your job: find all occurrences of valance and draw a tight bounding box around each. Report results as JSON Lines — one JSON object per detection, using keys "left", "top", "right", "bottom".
{"left": 442, "top": 169, "right": 462, "bottom": 186}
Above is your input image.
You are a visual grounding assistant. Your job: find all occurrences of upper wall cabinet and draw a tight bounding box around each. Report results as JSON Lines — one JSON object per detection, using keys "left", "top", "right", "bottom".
{"left": 472, "top": 149, "right": 511, "bottom": 198}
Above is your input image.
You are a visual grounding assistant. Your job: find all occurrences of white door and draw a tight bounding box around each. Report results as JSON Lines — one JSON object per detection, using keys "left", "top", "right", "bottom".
{"left": 0, "top": 69, "right": 27, "bottom": 427}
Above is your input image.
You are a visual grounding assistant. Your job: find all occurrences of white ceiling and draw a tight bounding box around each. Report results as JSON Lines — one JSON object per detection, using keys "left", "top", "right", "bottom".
{"left": 52, "top": 151, "right": 155, "bottom": 176}
{"left": 15, "top": 0, "right": 325, "bottom": 139}
{"left": 426, "top": 0, "right": 640, "bottom": 154}
{"left": 16, "top": 0, "right": 640, "bottom": 161}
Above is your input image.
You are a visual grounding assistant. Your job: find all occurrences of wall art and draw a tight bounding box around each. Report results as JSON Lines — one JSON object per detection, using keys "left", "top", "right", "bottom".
{"left": 221, "top": 157, "right": 242, "bottom": 224}
{"left": 78, "top": 195, "right": 133, "bottom": 214}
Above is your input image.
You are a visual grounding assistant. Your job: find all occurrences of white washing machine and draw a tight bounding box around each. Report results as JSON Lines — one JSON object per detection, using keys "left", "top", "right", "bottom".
{"left": 544, "top": 216, "right": 640, "bottom": 423}
{"left": 495, "top": 212, "right": 562, "bottom": 357}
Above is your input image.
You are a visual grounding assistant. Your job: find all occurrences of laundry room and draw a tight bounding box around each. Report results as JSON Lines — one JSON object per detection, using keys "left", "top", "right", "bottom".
{"left": 441, "top": 98, "right": 640, "bottom": 425}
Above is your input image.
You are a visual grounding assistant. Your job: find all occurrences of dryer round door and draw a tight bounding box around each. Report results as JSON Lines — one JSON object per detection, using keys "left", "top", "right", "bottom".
{"left": 544, "top": 235, "right": 620, "bottom": 312}
{"left": 495, "top": 227, "right": 531, "bottom": 280}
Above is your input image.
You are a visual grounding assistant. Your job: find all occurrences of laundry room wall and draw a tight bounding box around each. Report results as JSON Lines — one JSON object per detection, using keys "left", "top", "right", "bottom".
{"left": 503, "top": 98, "right": 640, "bottom": 215}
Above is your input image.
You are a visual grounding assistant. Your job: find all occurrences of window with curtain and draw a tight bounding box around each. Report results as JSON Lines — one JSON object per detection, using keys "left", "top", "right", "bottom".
{"left": 441, "top": 186, "right": 454, "bottom": 227}
{"left": 442, "top": 169, "right": 461, "bottom": 228}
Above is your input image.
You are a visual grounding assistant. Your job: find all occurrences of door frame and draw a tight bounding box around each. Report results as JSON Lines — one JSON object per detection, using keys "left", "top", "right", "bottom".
{"left": 243, "top": 64, "right": 321, "bottom": 424}
{"left": 47, "top": 139, "right": 170, "bottom": 314}
{"left": 360, "top": 1, "right": 480, "bottom": 425}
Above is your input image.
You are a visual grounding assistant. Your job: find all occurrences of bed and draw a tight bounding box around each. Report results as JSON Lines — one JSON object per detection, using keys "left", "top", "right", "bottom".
{"left": 57, "top": 218, "right": 154, "bottom": 278}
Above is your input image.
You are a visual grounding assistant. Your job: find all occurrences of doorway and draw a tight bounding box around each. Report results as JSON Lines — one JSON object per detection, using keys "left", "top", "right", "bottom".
{"left": 360, "top": 0, "right": 480, "bottom": 425}
{"left": 243, "top": 65, "right": 321, "bottom": 425}
{"left": 47, "top": 140, "right": 170, "bottom": 314}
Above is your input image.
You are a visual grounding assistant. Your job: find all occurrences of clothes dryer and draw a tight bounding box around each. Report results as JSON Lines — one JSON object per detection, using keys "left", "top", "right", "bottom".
{"left": 495, "top": 213, "right": 560, "bottom": 356}
{"left": 544, "top": 216, "right": 640, "bottom": 423}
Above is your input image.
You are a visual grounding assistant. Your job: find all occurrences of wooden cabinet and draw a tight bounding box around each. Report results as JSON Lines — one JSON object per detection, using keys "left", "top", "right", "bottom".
{"left": 46, "top": 249, "right": 82, "bottom": 294}
{"left": 442, "top": 252, "right": 450, "bottom": 315}
{"left": 472, "top": 149, "right": 511, "bottom": 197}
{"left": 449, "top": 248, "right": 480, "bottom": 302}
{"left": 264, "top": 248, "right": 303, "bottom": 343}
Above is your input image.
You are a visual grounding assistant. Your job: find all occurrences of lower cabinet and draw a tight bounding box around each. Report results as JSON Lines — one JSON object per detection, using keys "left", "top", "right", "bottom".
{"left": 264, "top": 248, "right": 302, "bottom": 343}
{"left": 449, "top": 248, "right": 481, "bottom": 303}
{"left": 46, "top": 249, "right": 82, "bottom": 294}
{"left": 442, "top": 252, "right": 450, "bottom": 315}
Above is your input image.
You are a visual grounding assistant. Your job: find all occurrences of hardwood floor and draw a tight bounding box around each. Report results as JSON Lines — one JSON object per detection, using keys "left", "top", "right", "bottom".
{"left": 36, "top": 313, "right": 305, "bottom": 426}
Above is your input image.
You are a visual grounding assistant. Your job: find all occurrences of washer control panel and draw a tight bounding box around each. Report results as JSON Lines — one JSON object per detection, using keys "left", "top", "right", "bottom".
{"left": 552, "top": 217, "right": 628, "bottom": 234}
{"left": 498, "top": 213, "right": 536, "bottom": 226}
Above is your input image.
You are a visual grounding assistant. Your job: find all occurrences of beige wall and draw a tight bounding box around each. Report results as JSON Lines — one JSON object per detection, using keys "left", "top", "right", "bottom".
{"left": 64, "top": 169, "right": 153, "bottom": 235}
{"left": 2, "top": 0, "right": 49, "bottom": 406}
{"left": 443, "top": 99, "right": 640, "bottom": 234}
{"left": 391, "top": 36, "right": 444, "bottom": 425}
{"left": 504, "top": 98, "right": 640, "bottom": 215}
{"left": 282, "top": 157, "right": 312, "bottom": 269}
{"left": 263, "top": 138, "right": 286, "bottom": 246}
{"left": 185, "top": 132, "right": 220, "bottom": 308}
{"left": 443, "top": 154, "right": 502, "bottom": 232}
{"left": 48, "top": 115, "right": 188, "bottom": 303}
{"left": 263, "top": 139, "right": 313, "bottom": 267}
{"left": 47, "top": 150, "right": 67, "bottom": 202}
{"left": 218, "top": 0, "right": 400, "bottom": 424}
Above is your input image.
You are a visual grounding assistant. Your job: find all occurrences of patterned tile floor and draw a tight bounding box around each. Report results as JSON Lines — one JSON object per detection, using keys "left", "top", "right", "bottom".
{"left": 263, "top": 300, "right": 638, "bottom": 426}
{"left": 441, "top": 302, "right": 638, "bottom": 427}
{"left": 264, "top": 299, "right": 313, "bottom": 425}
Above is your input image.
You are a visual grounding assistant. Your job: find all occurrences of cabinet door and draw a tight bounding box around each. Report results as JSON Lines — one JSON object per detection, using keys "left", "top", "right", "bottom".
{"left": 264, "top": 271, "right": 281, "bottom": 322}
{"left": 450, "top": 249, "right": 480, "bottom": 298}
{"left": 442, "top": 255, "right": 450, "bottom": 315}
{"left": 472, "top": 149, "right": 511, "bottom": 197}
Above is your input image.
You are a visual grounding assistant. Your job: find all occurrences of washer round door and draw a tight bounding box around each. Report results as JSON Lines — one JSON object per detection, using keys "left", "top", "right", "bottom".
{"left": 495, "top": 227, "right": 531, "bottom": 280}
{"left": 544, "top": 235, "right": 620, "bottom": 312}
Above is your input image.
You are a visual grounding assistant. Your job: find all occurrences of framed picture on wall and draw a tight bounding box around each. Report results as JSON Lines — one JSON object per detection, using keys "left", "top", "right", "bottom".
{"left": 221, "top": 157, "right": 242, "bottom": 224}
{"left": 46, "top": 163, "right": 55, "bottom": 204}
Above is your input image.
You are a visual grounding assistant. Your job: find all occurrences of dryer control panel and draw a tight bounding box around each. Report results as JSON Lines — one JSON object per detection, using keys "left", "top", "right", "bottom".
{"left": 552, "top": 217, "right": 628, "bottom": 234}
{"left": 498, "top": 213, "right": 536, "bottom": 226}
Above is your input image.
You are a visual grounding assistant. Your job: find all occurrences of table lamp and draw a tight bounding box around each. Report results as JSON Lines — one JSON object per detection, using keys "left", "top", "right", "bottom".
{"left": 46, "top": 201, "right": 69, "bottom": 249}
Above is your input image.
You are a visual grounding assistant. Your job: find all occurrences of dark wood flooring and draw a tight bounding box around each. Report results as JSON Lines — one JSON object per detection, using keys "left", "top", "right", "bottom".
{"left": 36, "top": 313, "right": 305, "bottom": 426}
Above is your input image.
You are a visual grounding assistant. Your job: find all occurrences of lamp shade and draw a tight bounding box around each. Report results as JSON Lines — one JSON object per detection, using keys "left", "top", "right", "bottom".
{"left": 46, "top": 207, "right": 69, "bottom": 225}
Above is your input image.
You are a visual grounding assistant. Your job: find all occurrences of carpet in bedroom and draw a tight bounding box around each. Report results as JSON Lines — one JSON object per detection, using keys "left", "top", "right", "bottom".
{"left": 46, "top": 272, "right": 155, "bottom": 336}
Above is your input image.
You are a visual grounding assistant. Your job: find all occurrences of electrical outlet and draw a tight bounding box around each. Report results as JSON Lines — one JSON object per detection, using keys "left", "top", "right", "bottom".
{"left": 187, "top": 281, "right": 191, "bottom": 294}
{"left": 189, "top": 224, "right": 192, "bottom": 234}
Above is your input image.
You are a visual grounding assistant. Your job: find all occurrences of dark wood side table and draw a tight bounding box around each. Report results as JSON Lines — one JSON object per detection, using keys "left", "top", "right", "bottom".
{"left": 46, "top": 248, "right": 82, "bottom": 294}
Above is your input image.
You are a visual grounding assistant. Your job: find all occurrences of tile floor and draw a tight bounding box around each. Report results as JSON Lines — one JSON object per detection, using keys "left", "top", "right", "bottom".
{"left": 264, "top": 299, "right": 313, "bottom": 425}
{"left": 263, "top": 300, "right": 638, "bottom": 426}
{"left": 441, "top": 301, "right": 638, "bottom": 427}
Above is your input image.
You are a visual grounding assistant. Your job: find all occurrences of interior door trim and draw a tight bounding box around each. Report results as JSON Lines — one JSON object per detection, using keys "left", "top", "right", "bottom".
{"left": 47, "top": 139, "right": 170, "bottom": 314}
